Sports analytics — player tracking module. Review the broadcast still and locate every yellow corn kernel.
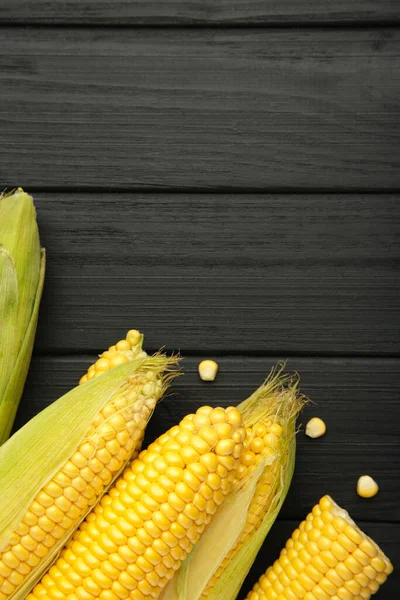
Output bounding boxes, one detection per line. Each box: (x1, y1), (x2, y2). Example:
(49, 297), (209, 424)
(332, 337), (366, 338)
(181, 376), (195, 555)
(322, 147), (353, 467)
(357, 475), (379, 499)
(198, 360), (219, 382)
(305, 417), (327, 439)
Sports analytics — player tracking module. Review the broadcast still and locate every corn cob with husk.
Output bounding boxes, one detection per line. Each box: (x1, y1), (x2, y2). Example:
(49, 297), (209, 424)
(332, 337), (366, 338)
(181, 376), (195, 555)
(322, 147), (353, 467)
(0, 188), (45, 445)
(0, 331), (178, 600)
(245, 495), (393, 600)
(27, 405), (247, 600)
(161, 365), (306, 600)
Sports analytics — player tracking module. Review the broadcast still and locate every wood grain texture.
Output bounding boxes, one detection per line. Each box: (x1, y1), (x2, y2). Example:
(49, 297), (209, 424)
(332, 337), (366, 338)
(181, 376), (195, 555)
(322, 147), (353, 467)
(28, 193), (400, 354)
(1, 28), (399, 190)
(1, 1), (399, 25)
(14, 355), (400, 523)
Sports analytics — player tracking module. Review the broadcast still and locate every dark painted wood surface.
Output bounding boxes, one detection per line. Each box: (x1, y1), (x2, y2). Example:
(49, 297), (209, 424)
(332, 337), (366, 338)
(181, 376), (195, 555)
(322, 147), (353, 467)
(29, 193), (400, 355)
(2, 3), (399, 597)
(1, 1), (399, 25)
(1, 28), (399, 190)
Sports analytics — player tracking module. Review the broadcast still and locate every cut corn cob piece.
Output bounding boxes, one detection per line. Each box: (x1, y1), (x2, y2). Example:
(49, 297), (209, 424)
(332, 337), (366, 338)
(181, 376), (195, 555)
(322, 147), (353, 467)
(27, 405), (246, 600)
(162, 364), (306, 600)
(245, 495), (393, 600)
(0, 334), (178, 600)
(0, 188), (45, 445)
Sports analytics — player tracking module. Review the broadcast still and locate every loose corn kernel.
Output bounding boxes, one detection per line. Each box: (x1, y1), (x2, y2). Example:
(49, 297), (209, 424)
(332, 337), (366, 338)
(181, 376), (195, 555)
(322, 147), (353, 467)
(305, 417), (327, 439)
(357, 476), (379, 499)
(198, 360), (219, 382)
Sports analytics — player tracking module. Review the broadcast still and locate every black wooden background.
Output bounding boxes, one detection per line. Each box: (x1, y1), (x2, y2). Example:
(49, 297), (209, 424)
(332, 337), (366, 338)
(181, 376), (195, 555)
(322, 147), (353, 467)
(1, 2), (400, 598)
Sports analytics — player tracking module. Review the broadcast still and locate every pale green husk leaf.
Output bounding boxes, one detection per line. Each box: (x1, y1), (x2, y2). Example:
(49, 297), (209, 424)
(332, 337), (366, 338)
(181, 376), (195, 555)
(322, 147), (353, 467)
(0, 249), (45, 444)
(0, 354), (150, 551)
(0, 189), (45, 444)
(4, 350), (179, 600)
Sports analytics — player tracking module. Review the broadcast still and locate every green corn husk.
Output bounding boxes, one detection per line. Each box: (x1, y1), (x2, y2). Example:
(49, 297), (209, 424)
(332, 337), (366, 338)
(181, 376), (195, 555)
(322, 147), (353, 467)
(0, 188), (45, 444)
(0, 345), (179, 600)
(161, 364), (306, 600)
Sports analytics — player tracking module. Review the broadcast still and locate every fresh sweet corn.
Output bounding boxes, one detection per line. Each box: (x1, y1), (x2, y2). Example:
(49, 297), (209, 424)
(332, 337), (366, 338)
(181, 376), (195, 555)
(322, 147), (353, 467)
(0, 332), (178, 600)
(0, 189), (45, 445)
(161, 365), (306, 600)
(245, 495), (393, 600)
(27, 405), (246, 600)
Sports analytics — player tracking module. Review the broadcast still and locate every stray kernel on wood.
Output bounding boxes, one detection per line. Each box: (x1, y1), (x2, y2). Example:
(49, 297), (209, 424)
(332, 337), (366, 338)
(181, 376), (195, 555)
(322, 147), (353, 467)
(305, 417), (327, 439)
(198, 360), (219, 381)
(357, 475), (379, 498)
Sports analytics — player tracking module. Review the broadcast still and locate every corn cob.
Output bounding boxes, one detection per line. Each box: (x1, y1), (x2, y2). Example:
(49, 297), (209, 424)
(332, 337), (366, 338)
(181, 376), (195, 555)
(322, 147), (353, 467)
(0, 332), (177, 600)
(0, 188), (45, 445)
(27, 405), (246, 600)
(245, 495), (393, 600)
(161, 365), (305, 600)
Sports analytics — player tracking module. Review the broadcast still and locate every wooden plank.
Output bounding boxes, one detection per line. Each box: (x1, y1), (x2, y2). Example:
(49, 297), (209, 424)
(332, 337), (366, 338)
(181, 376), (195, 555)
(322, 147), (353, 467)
(0, 28), (399, 190)
(29, 193), (400, 354)
(14, 355), (400, 523)
(0, 1), (399, 25)
(242, 521), (399, 599)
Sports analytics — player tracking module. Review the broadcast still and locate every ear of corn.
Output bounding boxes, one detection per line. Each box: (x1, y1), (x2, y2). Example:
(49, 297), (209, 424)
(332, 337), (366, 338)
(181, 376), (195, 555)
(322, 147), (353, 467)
(0, 333), (178, 600)
(161, 364), (306, 600)
(0, 188), (45, 445)
(245, 495), (393, 600)
(27, 405), (246, 600)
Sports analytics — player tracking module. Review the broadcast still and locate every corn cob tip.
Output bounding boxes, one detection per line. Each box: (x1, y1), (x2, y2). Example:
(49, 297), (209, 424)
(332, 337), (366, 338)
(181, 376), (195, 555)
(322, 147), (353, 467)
(79, 330), (146, 384)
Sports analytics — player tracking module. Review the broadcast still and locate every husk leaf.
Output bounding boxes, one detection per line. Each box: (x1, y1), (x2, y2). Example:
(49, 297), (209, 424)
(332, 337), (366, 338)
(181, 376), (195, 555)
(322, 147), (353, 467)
(0, 249), (45, 444)
(5, 351), (179, 600)
(161, 363), (305, 600)
(0, 189), (45, 444)
(0, 352), (153, 550)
